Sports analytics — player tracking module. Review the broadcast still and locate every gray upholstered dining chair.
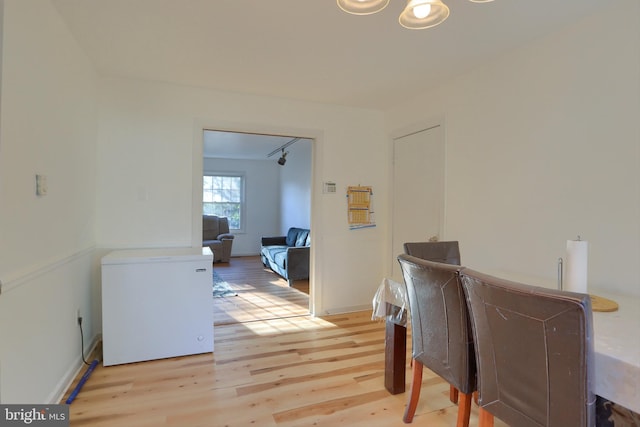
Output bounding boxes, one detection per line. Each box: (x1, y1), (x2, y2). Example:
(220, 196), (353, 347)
(397, 254), (476, 426)
(403, 240), (464, 404)
(404, 241), (461, 266)
(460, 269), (596, 427)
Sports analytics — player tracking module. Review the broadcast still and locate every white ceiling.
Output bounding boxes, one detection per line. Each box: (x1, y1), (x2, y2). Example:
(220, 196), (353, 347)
(50, 0), (604, 157)
(52, 0), (604, 111)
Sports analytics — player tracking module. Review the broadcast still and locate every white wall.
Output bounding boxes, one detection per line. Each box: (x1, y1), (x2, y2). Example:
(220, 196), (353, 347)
(386, 0), (640, 296)
(0, 0), (3, 134)
(0, 0), (98, 403)
(96, 77), (388, 314)
(280, 139), (312, 232)
(203, 157), (280, 256)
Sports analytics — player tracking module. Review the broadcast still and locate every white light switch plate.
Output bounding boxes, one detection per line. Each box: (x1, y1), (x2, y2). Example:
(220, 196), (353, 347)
(36, 174), (48, 196)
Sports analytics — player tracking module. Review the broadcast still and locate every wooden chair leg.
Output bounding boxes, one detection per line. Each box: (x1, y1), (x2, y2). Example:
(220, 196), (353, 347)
(478, 407), (494, 427)
(403, 360), (423, 423)
(473, 391), (479, 405)
(450, 385), (459, 403)
(455, 392), (472, 427)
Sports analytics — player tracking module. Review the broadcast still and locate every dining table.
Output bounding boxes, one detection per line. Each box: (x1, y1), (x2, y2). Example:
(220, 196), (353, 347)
(376, 273), (640, 414)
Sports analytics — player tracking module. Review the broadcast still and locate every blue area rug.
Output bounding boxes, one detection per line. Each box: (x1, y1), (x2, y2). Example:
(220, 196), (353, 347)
(213, 270), (238, 298)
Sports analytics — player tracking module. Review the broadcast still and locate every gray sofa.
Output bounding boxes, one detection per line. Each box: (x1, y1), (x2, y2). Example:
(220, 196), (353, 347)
(202, 215), (235, 262)
(261, 227), (310, 286)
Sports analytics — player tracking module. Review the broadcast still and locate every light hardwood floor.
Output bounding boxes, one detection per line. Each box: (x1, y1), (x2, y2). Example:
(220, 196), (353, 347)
(213, 256), (310, 325)
(62, 256), (504, 427)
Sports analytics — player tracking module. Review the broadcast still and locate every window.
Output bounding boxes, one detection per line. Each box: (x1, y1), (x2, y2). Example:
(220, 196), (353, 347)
(203, 174), (244, 230)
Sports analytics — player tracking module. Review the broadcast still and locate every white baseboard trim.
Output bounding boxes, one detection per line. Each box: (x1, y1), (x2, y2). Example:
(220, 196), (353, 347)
(321, 304), (371, 315)
(48, 334), (101, 404)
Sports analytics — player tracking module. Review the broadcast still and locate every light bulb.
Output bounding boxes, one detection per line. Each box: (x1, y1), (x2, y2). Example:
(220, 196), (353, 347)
(413, 3), (431, 19)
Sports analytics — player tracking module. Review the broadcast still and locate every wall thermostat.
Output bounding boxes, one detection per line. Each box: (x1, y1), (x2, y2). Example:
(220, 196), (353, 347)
(323, 182), (337, 194)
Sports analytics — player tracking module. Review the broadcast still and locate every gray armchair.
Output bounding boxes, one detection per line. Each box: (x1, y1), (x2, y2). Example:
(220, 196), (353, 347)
(202, 215), (235, 263)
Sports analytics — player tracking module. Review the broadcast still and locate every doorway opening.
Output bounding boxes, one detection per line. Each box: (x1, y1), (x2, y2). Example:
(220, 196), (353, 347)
(199, 129), (314, 325)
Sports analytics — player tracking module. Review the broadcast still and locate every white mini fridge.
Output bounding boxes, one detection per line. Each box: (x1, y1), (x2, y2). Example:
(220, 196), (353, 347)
(101, 247), (214, 366)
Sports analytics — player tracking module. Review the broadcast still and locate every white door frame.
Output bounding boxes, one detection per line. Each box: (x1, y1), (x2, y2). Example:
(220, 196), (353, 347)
(191, 119), (323, 316)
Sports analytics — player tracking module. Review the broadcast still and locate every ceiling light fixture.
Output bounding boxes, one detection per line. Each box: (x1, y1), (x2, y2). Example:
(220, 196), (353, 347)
(399, 0), (449, 29)
(277, 149), (288, 166)
(337, 0), (390, 15)
(338, 0), (493, 30)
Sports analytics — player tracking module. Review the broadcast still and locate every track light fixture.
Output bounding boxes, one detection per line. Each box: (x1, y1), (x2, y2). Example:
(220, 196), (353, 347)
(267, 137), (300, 166)
(337, 0), (493, 30)
(277, 149), (288, 166)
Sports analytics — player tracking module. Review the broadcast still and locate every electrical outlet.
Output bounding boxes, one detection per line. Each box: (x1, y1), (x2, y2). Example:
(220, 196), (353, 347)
(76, 309), (82, 325)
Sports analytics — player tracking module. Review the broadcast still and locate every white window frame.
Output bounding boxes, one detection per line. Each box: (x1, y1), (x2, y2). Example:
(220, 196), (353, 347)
(202, 172), (245, 232)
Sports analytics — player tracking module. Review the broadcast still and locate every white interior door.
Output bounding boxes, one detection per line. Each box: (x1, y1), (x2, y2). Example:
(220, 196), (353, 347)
(391, 125), (445, 282)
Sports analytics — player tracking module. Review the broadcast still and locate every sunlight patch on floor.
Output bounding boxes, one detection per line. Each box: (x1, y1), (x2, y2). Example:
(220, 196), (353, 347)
(238, 315), (341, 336)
